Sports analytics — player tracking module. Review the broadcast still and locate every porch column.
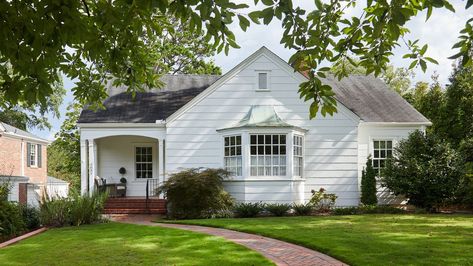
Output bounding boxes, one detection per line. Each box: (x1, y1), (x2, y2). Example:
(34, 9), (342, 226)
(88, 139), (97, 194)
(158, 139), (164, 182)
(80, 139), (88, 195)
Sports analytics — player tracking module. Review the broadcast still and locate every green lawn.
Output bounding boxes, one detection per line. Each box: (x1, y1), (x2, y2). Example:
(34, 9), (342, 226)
(0, 222), (272, 266)
(165, 214), (473, 265)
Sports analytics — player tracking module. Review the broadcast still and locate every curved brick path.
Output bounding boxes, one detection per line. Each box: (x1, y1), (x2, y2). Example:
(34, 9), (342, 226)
(112, 215), (348, 266)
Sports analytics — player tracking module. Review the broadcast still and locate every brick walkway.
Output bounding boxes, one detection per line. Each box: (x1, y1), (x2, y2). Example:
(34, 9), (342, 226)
(111, 214), (348, 266)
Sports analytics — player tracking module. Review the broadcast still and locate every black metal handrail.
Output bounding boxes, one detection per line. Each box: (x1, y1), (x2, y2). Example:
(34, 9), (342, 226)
(145, 178), (159, 212)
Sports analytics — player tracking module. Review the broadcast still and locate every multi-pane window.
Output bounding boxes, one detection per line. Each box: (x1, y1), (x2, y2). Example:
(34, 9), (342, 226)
(224, 135), (242, 176)
(135, 147), (153, 178)
(29, 143), (37, 167)
(373, 140), (393, 175)
(293, 135), (303, 176)
(250, 134), (286, 176)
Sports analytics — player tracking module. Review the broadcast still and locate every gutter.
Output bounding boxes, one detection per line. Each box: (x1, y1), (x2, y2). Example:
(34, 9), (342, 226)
(359, 121), (432, 126)
(77, 122), (166, 128)
(0, 132), (50, 145)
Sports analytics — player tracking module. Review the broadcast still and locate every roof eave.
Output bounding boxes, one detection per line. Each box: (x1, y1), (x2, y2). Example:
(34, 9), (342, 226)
(360, 121), (432, 126)
(77, 122), (166, 128)
(217, 125), (308, 133)
(1, 131), (50, 144)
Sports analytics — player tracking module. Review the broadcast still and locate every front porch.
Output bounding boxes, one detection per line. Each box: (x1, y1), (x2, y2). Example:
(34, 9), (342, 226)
(80, 124), (166, 198)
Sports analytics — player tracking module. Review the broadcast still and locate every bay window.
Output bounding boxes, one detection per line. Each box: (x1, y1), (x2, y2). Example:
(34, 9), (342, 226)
(250, 134), (286, 176)
(224, 135), (242, 176)
(293, 135), (303, 176)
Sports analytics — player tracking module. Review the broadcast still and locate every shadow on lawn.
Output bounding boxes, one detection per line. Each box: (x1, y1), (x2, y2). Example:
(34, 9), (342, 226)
(0, 223), (272, 266)
(168, 214), (473, 265)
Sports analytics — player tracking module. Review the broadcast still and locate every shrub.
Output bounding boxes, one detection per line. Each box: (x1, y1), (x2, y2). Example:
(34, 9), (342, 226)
(69, 192), (107, 226)
(158, 168), (234, 219)
(0, 201), (26, 241)
(309, 188), (337, 212)
(333, 205), (405, 215)
(265, 203), (291, 216)
(233, 202), (263, 218)
(40, 192), (107, 227)
(292, 203), (313, 216)
(361, 156), (378, 205)
(19, 204), (40, 230)
(382, 130), (464, 212)
(0, 181), (11, 202)
(40, 197), (71, 227)
(457, 137), (473, 207)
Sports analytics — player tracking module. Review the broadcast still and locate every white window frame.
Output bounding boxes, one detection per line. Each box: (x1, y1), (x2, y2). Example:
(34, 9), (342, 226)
(29, 143), (37, 167)
(250, 133), (287, 177)
(223, 135), (242, 176)
(372, 139), (394, 175)
(255, 70), (271, 91)
(293, 135), (304, 177)
(134, 145), (154, 179)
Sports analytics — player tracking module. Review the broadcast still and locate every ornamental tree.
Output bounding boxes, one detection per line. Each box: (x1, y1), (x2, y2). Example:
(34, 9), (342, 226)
(361, 156), (378, 205)
(1, 0), (472, 118)
(381, 130), (464, 211)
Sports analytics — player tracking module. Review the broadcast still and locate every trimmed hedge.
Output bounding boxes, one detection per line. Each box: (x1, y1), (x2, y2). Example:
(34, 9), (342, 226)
(333, 205), (406, 215)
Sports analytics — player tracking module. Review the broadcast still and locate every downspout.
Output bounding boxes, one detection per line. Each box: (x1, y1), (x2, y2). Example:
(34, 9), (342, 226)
(20, 139), (25, 176)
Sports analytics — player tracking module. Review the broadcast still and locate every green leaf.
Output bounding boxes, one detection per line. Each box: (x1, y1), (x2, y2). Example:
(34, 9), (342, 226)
(420, 44), (428, 55)
(426, 7), (433, 21)
(248, 11), (261, 24)
(424, 57), (439, 64)
(262, 7), (274, 25)
(261, 0), (274, 6)
(420, 59), (427, 72)
(467, 0), (473, 9)
(238, 15), (250, 32)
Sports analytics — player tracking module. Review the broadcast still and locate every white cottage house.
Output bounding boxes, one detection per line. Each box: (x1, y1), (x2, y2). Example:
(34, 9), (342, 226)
(78, 47), (430, 207)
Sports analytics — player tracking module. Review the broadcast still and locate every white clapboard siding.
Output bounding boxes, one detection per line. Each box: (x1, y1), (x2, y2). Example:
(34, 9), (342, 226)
(167, 52), (361, 206)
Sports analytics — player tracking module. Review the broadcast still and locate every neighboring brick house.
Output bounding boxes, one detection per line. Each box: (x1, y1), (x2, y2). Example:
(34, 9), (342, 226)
(0, 121), (50, 206)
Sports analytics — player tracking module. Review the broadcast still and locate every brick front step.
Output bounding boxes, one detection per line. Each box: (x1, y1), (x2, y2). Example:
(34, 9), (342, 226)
(104, 198), (167, 214)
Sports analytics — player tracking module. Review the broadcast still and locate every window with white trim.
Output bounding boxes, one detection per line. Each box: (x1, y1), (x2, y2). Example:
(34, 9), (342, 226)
(224, 135), (242, 176)
(250, 134), (286, 176)
(372, 140), (393, 175)
(29, 143), (37, 167)
(293, 135), (303, 176)
(257, 72), (269, 90)
(135, 147), (153, 178)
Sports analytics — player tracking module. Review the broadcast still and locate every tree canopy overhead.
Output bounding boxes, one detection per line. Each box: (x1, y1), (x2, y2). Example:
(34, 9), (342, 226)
(1, 0), (472, 118)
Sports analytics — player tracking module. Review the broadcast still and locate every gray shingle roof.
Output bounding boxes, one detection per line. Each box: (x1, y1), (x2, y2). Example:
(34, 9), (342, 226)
(78, 74), (221, 123)
(321, 75), (430, 123)
(0, 122), (49, 142)
(78, 74), (429, 124)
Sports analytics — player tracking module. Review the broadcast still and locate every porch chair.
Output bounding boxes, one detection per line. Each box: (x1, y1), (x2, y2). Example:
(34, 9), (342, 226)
(94, 176), (107, 193)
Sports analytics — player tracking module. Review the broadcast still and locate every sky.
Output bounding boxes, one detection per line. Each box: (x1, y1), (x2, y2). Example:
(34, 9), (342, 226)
(31, 1), (471, 140)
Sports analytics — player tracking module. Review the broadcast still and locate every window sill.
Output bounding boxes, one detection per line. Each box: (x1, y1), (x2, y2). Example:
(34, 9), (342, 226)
(255, 89), (271, 92)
